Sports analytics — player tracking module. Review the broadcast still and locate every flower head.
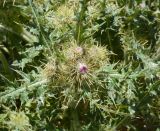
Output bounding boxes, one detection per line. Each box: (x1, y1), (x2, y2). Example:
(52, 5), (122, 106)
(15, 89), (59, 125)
(140, 2), (146, 8)
(78, 63), (88, 74)
(64, 45), (84, 61)
(7, 111), (31, 130)
(74, 46), (83, 55)
(42, 61), (56, 79)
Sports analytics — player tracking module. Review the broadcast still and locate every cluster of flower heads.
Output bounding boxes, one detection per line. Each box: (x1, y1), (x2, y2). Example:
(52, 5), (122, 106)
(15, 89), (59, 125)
(43, 43), (109, 87)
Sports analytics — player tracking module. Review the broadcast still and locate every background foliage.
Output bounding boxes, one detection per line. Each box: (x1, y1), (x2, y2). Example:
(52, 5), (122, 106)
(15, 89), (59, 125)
(0, 0), (160, 130)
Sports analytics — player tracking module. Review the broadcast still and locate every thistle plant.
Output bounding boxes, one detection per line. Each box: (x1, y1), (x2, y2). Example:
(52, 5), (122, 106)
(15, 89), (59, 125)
(41, 27), (109, 130)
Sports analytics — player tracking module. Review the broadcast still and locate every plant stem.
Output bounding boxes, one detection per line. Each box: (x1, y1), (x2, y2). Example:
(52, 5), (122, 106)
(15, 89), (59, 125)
(75, 0), (89, 45)
(70, 108), (81, 131)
